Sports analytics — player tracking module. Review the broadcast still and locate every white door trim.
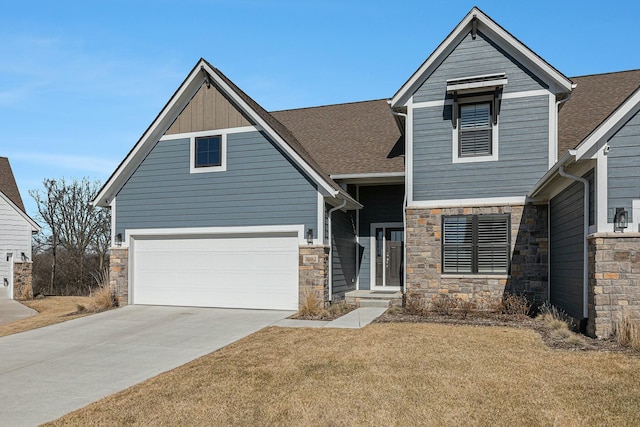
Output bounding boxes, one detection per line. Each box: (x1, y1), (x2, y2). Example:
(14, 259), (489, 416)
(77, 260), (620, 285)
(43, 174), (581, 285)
(370, 222), (404, 290)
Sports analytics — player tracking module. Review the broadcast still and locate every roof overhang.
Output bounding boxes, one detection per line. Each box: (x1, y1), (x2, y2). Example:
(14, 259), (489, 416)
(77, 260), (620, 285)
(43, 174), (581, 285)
(94, 59), (346, 207)
(330, 171), (405, 185)
(391, 7), (573, 108)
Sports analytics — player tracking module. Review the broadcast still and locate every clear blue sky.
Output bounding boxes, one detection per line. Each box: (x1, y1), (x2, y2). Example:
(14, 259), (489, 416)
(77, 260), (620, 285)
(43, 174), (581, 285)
(1, 0), (638, 219)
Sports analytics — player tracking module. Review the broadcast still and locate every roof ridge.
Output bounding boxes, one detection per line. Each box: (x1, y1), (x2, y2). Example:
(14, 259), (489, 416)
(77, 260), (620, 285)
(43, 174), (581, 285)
(271, 98), (389, 113)
(571, 69), (640, 79)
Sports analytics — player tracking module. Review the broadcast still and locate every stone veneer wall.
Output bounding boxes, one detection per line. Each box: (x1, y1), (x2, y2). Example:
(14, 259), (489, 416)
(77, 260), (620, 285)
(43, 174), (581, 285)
(299, 245), (330, 308)
(405, 204), (548, 306)
(588, 233), (640, 338)
(109, 247), (129, 306)
(13, 261), (33, 299)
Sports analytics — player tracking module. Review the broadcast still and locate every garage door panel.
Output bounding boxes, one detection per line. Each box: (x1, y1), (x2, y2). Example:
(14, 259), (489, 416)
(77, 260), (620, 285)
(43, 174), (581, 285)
(132, 233), (298, 310)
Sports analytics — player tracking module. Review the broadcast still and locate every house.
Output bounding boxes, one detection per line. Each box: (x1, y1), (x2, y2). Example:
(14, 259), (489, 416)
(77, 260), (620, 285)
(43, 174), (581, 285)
(0, 157), (40, 299)
(95, 7), (640, 338)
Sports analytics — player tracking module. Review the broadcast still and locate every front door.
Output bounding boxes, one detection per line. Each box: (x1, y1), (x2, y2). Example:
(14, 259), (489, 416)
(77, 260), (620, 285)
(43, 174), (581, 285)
(373, 224), (404, 289)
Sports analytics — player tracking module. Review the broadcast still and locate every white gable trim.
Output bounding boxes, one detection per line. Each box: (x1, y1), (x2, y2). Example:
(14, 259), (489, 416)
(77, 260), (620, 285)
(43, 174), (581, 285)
(391, 7), (572, 107)
(0, 191), (40, 232)
(94, 60), (341, 207)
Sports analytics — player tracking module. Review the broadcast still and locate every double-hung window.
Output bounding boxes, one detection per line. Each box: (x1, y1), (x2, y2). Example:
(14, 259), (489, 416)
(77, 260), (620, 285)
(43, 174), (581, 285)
(442, 214), (510, 274)
(459, 101), (492, 157)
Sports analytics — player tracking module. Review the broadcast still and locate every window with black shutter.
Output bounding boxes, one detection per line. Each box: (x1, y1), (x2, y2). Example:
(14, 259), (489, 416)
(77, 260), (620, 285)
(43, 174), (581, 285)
(442, 214), (510, 274)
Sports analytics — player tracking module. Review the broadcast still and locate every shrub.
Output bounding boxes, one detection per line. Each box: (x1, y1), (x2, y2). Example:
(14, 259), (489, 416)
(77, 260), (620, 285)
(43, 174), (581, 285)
(430, 294), (459, 316)
(404, 293), (427, 316)
(502, 293), (531, 318)
(458, 299), (477, 319)
(615, 316), (640, 351)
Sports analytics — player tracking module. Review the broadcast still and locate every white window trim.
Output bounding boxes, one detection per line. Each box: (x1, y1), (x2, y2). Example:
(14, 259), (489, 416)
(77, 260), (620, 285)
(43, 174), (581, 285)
(190, 133), (227, 173)
(452, 94), (499, 164)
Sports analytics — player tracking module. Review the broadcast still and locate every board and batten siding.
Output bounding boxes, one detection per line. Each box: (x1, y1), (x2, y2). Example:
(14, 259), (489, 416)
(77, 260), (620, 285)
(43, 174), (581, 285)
(607, 109), (640, 223)
(413, 31), (547, 103)
(331, 207), (357, 299)
(165, 83), (252, 135)
(412, 95), (549, 201)
(357, 185), (404, 290)
(0, 197), (33, 291)
(549, 180), (585, 319)
(115, 130), (318, 237)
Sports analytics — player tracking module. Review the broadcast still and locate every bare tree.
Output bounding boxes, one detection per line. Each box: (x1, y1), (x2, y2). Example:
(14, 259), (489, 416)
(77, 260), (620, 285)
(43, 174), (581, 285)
(30, 178), (111, 294)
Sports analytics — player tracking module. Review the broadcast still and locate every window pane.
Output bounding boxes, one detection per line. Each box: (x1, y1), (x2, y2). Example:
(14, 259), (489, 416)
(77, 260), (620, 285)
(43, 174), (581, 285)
(443, 246), (473, 273)
(443, 217), (472, 244)
(195, 136), (222, 167)
(459, 102), (491, 157)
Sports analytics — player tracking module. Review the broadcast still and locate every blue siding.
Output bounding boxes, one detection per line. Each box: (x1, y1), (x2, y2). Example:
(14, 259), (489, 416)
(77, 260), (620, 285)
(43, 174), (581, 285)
(550, 180), (585, 319)
(331, 208), (357, 300)
(607, 109), (640, 223)
(358, 185), (404, 290)
(413, 95), (549, 201)
(414, 31), (547, 103)
(116, 131), (318, 235)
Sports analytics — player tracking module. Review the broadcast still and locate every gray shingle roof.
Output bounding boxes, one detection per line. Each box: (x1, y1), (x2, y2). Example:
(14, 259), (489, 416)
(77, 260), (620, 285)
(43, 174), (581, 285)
(0, 156), (25, 212)
(558, 69), (640, 155)
(271, 100), (403, 176)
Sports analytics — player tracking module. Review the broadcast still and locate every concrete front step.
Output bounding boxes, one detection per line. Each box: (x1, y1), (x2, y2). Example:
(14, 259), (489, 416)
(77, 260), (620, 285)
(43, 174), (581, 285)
(345, 290), (402, 308)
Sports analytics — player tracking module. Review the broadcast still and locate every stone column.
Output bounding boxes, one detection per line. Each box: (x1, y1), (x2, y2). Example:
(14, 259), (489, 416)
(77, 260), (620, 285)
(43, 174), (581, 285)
(588, 233), (640, 338)
(13, 261), (33, 299)
(298, 245), (329, 308)
(109, 247), (129, 306)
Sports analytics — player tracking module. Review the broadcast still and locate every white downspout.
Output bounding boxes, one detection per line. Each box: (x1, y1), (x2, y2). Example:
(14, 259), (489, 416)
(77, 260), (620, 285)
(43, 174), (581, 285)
(558, 166), (589, 319)
(327, 198), (347, 302)
(389, 105), (408, 295)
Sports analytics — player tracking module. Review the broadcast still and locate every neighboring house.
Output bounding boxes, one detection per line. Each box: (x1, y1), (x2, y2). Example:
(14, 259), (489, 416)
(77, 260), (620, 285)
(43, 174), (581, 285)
(0, 157), (40, 299)
(95, 7), (640, 338)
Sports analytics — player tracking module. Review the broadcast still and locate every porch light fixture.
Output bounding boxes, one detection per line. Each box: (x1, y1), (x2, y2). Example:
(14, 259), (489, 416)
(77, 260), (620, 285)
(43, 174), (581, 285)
(306, 228), (313, 245)
(115, 233), (123, 246)
(614, 207), (628, 232)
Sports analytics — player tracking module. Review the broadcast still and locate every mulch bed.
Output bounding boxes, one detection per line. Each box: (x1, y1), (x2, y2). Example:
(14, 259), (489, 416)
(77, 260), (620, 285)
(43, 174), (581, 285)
(375, 310), (635, 355)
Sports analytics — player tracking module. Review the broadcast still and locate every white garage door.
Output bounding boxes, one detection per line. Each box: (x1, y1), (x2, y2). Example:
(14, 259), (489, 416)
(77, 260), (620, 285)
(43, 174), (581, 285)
(131, 232), (299, 310)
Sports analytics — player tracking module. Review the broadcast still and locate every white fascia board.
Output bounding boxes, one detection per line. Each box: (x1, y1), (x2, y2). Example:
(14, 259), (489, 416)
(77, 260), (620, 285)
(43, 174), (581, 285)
(408, 196), (526, 209)
(330, 172), (405, 180)
(528, 150), (576, 198)
(125, 224), (306, 246)
(0, 191), (40, 232)
(575, 88), (640, 160)
(94, 65), (206, 207)
(199, 63), (339, 199)
(391, 7), (572, 107)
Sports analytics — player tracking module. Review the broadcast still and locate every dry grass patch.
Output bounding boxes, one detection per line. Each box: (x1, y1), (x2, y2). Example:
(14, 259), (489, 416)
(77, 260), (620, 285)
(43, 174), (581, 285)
(0, 296), (93, 337)
(48, 323), (640, 426)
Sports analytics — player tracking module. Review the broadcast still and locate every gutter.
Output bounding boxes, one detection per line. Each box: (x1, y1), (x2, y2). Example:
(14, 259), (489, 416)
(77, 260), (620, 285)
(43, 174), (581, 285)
(558, 166), (590, 319)
(327, 197), (347, 303)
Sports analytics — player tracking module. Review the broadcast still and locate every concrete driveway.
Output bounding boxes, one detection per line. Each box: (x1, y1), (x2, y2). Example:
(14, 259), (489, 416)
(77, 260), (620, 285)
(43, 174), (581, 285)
(0, 297), (37, 325)
(0, 305), (294, 426)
